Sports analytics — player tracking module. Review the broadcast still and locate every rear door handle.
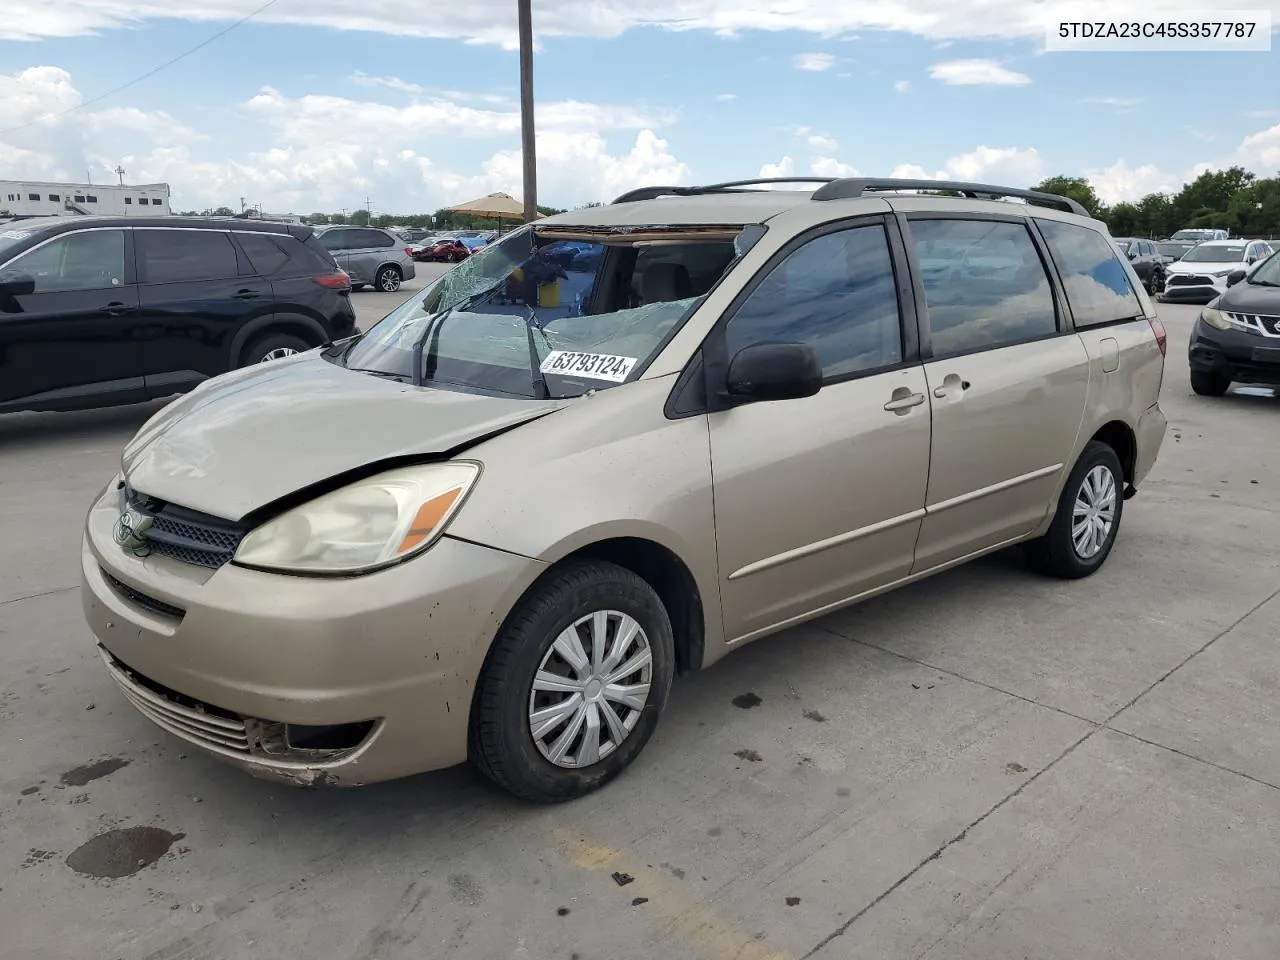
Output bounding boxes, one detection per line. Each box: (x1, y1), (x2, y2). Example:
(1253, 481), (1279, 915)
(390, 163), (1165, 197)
(883, 392), (926, 412)
(99, 302), (135, 317)
(933, 375), (971, 398)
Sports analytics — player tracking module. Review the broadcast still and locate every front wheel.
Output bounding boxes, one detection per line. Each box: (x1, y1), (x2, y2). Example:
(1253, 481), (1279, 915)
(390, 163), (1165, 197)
(1147, 271), (1164, 295)
(1025, 441), (1124, 579)
(375, 265), (402, 292)
(1190, 369), (1230, 397)
(469, 561), (675, 802)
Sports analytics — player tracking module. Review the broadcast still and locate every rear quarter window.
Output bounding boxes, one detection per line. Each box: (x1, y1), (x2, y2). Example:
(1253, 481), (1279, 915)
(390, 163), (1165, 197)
(1036, 219), (1144, 328)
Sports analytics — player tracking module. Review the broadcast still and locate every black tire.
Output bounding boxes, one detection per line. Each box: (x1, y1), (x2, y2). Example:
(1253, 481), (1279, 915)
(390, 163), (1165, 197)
(1025, 441), (1124, 580)
(1147, 270), (1164, 295)
(469, 560), (675, 803)
(375, 264), (402, 292)
(350, 283), (365, 291)
(239, 332), (311, 367)
(1190, 369), (1230, 397)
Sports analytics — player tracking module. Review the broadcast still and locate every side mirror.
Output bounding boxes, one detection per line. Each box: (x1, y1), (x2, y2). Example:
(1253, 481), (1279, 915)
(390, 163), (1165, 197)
(725, 342), (823, 403)
(1226, 269), (1247, 287)
(1127, 249), (1138, 260)
(0, 272), (35, 297)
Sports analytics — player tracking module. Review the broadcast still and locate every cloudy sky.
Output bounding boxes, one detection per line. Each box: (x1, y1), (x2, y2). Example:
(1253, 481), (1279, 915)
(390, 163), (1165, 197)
(1, 0), (1278, 214)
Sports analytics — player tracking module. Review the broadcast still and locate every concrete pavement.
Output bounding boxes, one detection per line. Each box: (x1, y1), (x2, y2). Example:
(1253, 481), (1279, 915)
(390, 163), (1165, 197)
(2, 301), (1278, 960)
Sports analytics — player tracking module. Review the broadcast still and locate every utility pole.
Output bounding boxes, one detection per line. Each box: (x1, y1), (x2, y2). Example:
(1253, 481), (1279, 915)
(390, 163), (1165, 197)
(517, 0), (538, 223)
(114, 165), (126, 186)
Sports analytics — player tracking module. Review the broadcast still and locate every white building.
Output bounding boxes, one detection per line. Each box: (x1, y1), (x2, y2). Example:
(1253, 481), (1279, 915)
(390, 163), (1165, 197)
(0, 180), (171, 218)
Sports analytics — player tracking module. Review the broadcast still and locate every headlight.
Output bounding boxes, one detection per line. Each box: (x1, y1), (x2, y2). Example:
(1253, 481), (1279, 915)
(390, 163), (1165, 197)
(1199, 308), (1230, 330)
(234, 462), (480, 574)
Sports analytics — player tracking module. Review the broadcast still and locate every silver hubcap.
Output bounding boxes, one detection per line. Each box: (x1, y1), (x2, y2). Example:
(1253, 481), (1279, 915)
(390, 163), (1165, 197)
(380, 272), (400, 291)
(528, 610), (652, 769)
(1072, 464), (1117, 559)
(259, 347), (297, 362)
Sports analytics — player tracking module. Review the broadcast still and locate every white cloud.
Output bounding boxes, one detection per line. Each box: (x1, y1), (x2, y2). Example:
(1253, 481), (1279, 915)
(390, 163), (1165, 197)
(894, 80), (911, 93)
(1238, 123), (1280, 168)
(890, 145), (1045, 185)
(929, 58), (1031, 86)
(759, 157), (796, 178)
(1085, 122), (1280, 204)
(1085, 160), (1184, 205)
(348, 72), (424, 95)
(1081, 96), (1142, 109)
(0, 66), (690, 211)
(715, 93), (738, 101)
(807, 134), (839, 152)
(9, 0), (1275, 45)
(793, 52), (837, 72)
(810, 157), (859, 177)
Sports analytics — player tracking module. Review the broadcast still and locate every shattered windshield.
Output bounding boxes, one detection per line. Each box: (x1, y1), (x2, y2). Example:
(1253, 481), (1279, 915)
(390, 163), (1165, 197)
(339, 224), (748, 399)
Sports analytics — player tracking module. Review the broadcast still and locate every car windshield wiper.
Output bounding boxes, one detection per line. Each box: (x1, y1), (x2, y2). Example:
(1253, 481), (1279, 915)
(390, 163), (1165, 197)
(522, 303), (552, 400)
(410, 308), (451, 387)
(346, 368), (412, 382)
(1248, 279), (1279, 287)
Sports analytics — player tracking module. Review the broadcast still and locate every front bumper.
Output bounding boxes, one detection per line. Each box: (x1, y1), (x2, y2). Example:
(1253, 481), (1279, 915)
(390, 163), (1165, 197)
(82, 483), (546, 786)
(1188, 319), (1280, 386)
(1161, 275), (1229, 302)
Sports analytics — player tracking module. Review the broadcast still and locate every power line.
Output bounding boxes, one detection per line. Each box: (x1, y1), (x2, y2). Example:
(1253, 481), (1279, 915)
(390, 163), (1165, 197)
(0, 0), (282, 138)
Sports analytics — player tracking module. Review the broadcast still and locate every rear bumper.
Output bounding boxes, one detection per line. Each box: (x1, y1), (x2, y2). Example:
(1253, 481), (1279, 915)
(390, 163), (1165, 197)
(1134, 402), (1167, 487)
(1188, 320), (1280, 385)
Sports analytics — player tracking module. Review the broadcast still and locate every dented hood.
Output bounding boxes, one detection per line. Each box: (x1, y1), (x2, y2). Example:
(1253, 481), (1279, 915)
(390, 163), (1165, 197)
(121, 354), (566, 520)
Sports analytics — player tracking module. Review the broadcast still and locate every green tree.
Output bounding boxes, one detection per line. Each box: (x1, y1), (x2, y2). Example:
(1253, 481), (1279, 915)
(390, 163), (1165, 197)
(307, 212), (330, 225)
(1106, 202), (1142, 236)
(210, 206), (236, 217)
(1032, 176), (1106, 217)
(349, 209), (371, 226)
(1173, 167), (1254, 227)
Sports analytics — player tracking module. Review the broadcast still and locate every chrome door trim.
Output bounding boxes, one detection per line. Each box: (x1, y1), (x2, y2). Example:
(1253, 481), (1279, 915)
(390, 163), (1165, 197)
(925, 463), (1063, 515)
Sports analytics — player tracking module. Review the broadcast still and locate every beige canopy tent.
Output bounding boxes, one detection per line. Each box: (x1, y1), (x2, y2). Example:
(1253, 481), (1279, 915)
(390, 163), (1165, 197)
(443, 192), (543, 231)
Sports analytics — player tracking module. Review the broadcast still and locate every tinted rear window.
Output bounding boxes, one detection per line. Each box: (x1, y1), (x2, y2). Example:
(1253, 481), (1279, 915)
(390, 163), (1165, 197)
(304, 235), (340, 268)
(1037, 219), (1143, 328)
(138, 229), (239, 283)
(235, 233), (290, 275)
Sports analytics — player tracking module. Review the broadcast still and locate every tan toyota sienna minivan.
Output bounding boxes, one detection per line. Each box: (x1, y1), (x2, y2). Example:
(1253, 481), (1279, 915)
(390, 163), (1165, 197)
(82, 178), (1168, 801)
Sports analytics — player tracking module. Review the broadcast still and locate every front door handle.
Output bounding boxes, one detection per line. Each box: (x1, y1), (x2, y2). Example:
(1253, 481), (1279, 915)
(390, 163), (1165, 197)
(99, 302), (135, 317)
(883, 392), (926, 413)
(232, 289), (262, 300)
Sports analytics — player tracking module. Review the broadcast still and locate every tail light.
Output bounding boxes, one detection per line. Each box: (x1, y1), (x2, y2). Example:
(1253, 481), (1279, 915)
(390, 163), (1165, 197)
(1148, 315), (1167, 356)
(405, 247), (414, 256)
(313, 271), (351, 290)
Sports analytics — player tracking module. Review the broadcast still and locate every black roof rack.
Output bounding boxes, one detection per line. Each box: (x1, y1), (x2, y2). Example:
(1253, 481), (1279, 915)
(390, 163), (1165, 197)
(610, 178), (835, 204)
(810, 178), (1088, 216)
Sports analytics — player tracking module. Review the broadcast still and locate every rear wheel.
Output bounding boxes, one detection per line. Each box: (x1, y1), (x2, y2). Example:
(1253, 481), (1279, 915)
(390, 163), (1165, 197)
(375, 264), (402, 292)
(1190, 369), (1230, 397)
(1025, 441), (1124, 580)
(240, 332), (310, 366)
(470, 560), (675, 802)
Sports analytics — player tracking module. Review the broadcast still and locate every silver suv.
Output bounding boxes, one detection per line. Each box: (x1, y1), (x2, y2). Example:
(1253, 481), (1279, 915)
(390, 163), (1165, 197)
(82, 177), (1167, 801)
(313, 225), (416, 292)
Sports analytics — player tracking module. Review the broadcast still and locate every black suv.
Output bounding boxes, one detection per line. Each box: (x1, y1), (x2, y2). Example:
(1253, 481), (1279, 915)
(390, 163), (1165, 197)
(1188, 249), (1280, 396)
(0, 216), (357, 413)
(1112, 237), (1167, 294)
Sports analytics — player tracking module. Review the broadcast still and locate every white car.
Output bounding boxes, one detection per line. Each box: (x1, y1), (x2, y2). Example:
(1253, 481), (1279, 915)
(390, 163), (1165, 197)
(1161, 238), (1274, 303)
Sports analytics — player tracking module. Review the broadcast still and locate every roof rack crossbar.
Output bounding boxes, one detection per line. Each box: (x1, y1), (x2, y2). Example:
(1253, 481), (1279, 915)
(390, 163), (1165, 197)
(809, 178), (1088, 216)
(610, 177), (837, 205)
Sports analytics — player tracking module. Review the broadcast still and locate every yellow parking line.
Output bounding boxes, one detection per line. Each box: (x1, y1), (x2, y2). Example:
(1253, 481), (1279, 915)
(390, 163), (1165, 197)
(551, 827), (793, 960)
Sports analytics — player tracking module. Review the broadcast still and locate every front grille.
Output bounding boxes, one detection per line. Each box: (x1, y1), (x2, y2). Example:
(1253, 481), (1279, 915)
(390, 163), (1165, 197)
(102, 570), (185, 620)
(124, 486), (246, 568)
(1168, 274), (1213, 286)
(100, 649), (252, 755)
(1226, 312), (1280, 338)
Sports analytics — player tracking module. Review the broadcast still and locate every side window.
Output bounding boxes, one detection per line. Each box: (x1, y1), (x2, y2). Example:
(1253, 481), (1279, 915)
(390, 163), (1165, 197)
(725, 222), (904, 380)
(319, 230), (348, 252)
(1139, 241), (1153, 257)
(353, 229), (395, 249)
(910, 218), (1057, 356)
(8, 230), (126, 293)
(137, 230), (239, 283)
(1037, 219), (1144, 328)
(235, 233), (290, 275)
